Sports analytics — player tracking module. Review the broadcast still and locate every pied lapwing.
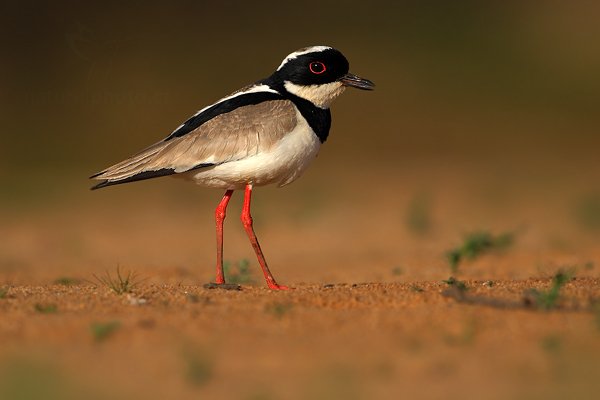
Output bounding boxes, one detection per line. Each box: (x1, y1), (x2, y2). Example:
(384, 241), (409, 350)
(91, 46), (374, 290)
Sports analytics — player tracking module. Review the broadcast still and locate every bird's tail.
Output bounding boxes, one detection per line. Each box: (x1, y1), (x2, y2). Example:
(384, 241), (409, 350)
(89, 143), (175, 190)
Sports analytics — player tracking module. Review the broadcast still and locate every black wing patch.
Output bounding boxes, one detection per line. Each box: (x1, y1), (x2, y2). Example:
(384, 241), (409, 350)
(90, 163), (213, 190)
(164, 90), (283, 141)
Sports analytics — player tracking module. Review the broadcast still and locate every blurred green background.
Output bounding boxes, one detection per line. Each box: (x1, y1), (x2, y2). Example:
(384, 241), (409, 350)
(2, 0), (600, 280)
(2, 1), (599, 188)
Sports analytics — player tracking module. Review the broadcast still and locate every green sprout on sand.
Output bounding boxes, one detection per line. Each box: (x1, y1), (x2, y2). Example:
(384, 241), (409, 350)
(34, 303), (58, 314)
(184, 349), (214, 387)
(406, 193), (432, 235)
(442, 276), (468, 293)
(529, 270), (573, 310)
(223, 259), (254, 284)
(53, 277), (81, 286)
(446, 231), (513, 273)
(574, 194), (600, 231)
(265, 301), (293, 318)
(90, 321), (121, 342)
(93, 267), (141, 295)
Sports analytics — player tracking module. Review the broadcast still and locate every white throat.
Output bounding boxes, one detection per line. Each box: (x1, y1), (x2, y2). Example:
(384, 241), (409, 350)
(283, 81), (346, 109)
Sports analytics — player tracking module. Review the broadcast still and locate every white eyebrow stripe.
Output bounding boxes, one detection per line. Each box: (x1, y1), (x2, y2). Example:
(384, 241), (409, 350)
(277, 46), (332, 71)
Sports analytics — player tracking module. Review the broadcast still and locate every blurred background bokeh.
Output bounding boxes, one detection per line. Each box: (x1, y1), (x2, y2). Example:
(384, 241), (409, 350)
(3, 0), (599, 172)
(1, 2), (600, 398)
(4, 1), (600, 169)
(0, 1), (600, 280)
(2, 0), (600, 281)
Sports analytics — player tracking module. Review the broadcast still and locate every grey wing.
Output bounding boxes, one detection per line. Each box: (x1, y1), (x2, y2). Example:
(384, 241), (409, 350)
(90, 100), (297, 189)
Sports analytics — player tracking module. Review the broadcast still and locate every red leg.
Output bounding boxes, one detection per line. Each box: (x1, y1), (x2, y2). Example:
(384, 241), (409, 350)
(241, 184), (289, 290)
(215, 190), (234, 284)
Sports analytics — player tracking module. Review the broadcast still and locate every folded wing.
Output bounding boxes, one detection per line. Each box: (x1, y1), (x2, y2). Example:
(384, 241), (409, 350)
(91, 100), (297, 189)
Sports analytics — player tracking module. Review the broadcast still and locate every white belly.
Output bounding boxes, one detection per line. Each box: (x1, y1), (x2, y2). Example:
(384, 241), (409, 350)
(178, 108), (321, 190)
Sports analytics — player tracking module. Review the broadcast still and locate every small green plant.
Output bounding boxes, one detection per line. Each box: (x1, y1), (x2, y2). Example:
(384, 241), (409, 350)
(223, 259), (254, 284)
(410, 284), (424, 293)
(184, 350), (214, 386)
(93, 267), (140, 294)
(541, 335), (562, 353)
(90, 321), (121, 342)
(53, 277), (80, 286)
(446, 231), (513, 272)
(186, 293), (200, 303)
(574, 194), (600, 231)
(406, 193), (432, 235)
(530, 270), (573, 310)
(34, 303), (58, 314)
(265, 301), (293, 318)
(0, 286), (8, 299)
(442, 276), (468, 292)
(391, 267), (403, 276)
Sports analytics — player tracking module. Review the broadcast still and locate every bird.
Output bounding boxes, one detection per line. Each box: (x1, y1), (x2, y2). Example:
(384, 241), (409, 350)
(90, 45), (374, 290)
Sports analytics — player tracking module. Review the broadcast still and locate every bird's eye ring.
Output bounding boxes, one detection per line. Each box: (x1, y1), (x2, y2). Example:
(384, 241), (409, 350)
(309, 61), (327, 74)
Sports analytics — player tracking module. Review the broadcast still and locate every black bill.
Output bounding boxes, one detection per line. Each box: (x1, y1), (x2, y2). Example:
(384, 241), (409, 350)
(339, 73), (375, 90)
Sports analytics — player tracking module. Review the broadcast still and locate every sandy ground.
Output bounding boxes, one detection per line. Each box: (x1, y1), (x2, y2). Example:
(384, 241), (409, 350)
(1, 165), (600, 399)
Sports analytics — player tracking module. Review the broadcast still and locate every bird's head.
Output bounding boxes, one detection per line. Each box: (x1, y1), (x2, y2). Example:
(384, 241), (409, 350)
(268, 46), (374, 109)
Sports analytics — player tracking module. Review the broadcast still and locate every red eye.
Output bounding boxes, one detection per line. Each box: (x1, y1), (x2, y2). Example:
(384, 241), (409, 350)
(309, 61), (326, 74)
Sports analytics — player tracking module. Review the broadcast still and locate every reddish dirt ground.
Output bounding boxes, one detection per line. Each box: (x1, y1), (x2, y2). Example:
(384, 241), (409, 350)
(1, 166), (600, 399)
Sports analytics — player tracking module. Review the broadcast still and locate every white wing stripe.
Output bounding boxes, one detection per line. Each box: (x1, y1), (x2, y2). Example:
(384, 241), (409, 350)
(185, 84), (279, 121)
